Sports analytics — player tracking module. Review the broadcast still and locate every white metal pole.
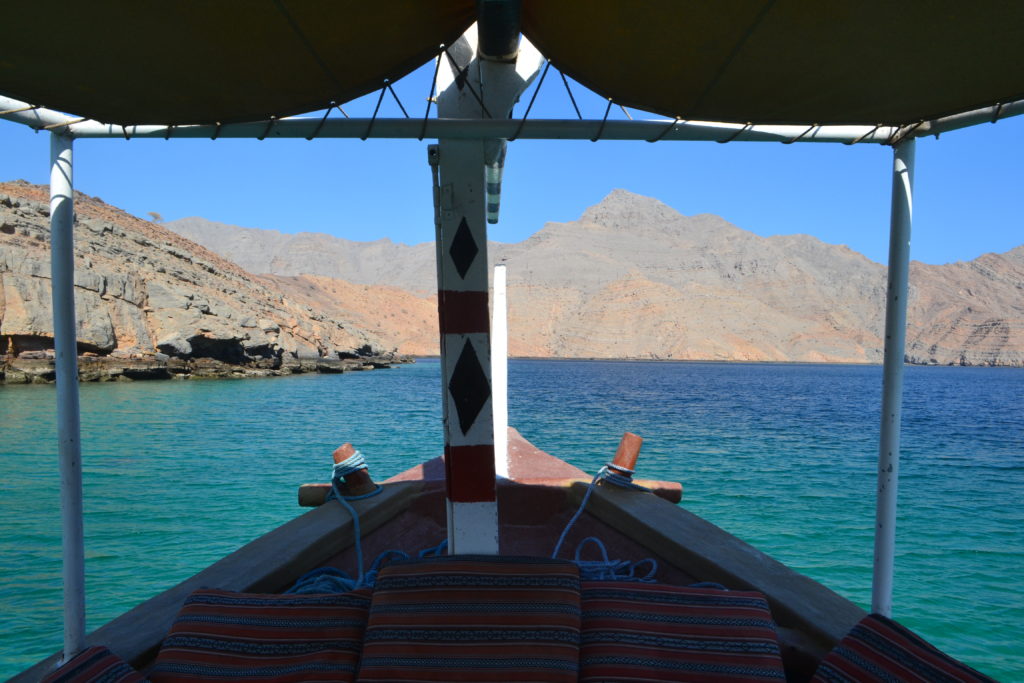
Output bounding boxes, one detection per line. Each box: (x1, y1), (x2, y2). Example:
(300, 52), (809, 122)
(872, 138), (915, 617)
(49, 132), (86, 659)
(492, 264), (509, 479)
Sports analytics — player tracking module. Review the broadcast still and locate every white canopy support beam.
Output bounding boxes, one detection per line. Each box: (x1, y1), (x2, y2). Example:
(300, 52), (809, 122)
(5, 94), (1023, 144)
(872, 138), (915, 617)
(49, 132), (86, 662)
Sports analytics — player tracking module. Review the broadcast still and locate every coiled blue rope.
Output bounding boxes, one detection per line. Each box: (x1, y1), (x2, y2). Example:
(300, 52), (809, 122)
(287, 451), (452, 593)
(287, 450), (383, 593)
(551, 464), (658, 582)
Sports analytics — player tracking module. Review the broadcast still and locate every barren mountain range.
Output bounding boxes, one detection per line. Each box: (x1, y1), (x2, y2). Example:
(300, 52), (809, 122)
(2, 180), (1020, 379)
(168, 189), (1024, 366)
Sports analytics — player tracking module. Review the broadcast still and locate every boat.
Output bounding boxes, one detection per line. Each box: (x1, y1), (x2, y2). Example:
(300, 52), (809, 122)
(2, 2), (1021, 681)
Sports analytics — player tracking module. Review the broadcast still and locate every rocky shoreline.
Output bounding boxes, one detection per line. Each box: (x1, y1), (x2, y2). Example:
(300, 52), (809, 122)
(0, 349), (410, 384)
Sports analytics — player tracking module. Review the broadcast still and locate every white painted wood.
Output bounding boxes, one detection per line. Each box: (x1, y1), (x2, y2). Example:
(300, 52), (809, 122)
(492, 264), (509, 478)
(442, 332), (494, 448)
(448, 501), (500, 554)
(872, 138), (915, 617)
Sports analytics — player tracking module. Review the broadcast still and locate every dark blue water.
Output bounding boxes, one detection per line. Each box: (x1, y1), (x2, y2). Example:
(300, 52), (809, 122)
(1, 360), (1021, 680)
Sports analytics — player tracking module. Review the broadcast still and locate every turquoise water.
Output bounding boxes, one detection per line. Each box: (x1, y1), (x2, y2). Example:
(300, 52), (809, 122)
(1, 360), (1021, 680)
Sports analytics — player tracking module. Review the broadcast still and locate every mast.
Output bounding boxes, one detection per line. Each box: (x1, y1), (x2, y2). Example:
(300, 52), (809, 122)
(433, 7), (541, 553)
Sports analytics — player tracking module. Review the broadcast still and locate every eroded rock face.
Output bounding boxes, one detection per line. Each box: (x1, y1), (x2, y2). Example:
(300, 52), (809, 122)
(0, 181), (396, 381)
(170, 189), (1024, 366)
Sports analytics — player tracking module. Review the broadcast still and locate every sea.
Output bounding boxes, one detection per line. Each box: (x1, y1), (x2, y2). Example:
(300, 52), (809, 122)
(0, 359), (1021, 681)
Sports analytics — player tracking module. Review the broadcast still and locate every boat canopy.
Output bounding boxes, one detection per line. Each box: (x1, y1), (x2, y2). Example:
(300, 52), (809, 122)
(3, 0), (1023, 127)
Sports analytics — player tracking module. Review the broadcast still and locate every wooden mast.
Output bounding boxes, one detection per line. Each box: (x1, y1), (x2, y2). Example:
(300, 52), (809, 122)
(432, 10), (541, 553)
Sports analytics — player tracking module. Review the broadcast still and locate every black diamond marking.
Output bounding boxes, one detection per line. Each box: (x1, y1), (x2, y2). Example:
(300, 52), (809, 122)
(448, 339), (490, 435)
(449, 217), (478, 280)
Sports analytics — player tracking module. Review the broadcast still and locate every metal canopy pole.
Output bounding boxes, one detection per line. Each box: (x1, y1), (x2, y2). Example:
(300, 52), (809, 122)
(49, 132), (86, 660)
(872, 138), (915, 617)
(3, 94), (1024, 143)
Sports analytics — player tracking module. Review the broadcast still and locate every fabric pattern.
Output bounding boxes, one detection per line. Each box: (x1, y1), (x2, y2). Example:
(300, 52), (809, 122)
(150, 588), (371, 682)
(812, 613), (996, 683)
(41, 646), (145, 683)
(579, 581), (786, 682)
(356, 555), (582, 682)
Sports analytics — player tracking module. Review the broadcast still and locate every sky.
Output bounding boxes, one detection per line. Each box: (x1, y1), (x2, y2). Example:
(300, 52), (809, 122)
(1, 60), (1021, 266)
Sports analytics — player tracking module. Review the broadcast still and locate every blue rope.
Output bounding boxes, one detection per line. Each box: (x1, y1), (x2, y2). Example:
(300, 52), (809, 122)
(551, 469), (603, 560)
(551, 464), (658, 583)
(573, 536), (658, 582)
(287, 452), (458, 594)
(294, 450), (384, 591)
(285, 566), (357, 594)
(332, 450), (370, 479)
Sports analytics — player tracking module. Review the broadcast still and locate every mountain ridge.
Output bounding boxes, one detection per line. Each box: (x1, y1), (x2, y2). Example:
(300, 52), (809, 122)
(166, 189), (1023, 366)
(2, 182), (1017, 369)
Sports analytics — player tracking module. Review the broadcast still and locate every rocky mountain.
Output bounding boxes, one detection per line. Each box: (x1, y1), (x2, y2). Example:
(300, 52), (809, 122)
(168, 217), (438, 294)
(168, 190), (1024, 366)
(0, 181), (401, 383)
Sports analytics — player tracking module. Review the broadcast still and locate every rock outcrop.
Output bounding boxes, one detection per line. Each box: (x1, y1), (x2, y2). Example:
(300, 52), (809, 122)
(167, 190), (1024, 366)
(0, 181), (403, 384)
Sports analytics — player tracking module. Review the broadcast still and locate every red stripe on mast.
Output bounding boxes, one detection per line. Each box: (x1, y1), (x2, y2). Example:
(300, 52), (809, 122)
(445, 444), (497, 502)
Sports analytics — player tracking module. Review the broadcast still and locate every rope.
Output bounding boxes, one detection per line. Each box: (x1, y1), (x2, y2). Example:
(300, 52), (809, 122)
(590, 99), (614, 142)
(286, 540), (449, 594)
(647, 117), (681, 143)
(362, 86), (387, 140)
(419, 48), (444, 141)
(293, 450), (383, 591)
(551, 463), (656, 582)
(509, 60), (550, 142)
(573, 536), (657, 582)
(332, 450), (369, 478)
(559, 70), (582, 120)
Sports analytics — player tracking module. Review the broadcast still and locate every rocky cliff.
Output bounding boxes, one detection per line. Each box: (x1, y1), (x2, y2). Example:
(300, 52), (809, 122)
(168, 190), (1024, 366)
(0, 181), (401, 383)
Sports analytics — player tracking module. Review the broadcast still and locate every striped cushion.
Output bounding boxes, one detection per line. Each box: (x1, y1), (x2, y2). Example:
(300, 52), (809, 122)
(812, 613), (996, 682)
(41, 646), (145, 683)
(150, 588), (371, 682)
(357, 555), (581, 682)
(579, 581), (786, 682)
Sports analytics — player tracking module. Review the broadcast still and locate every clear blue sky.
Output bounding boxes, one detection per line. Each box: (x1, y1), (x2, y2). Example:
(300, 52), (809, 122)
(1, 61), (1021, 265)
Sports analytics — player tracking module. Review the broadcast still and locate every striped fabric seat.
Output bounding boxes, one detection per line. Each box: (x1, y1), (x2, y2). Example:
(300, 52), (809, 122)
(41, 646), (145, 683)
(812, 613), (996, 682)
(579, 581), (786, 682)
(356, 555), (582, 682)
(150, 588), (371, 682)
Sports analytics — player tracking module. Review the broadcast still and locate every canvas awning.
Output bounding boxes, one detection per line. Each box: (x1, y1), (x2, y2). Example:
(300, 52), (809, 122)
(0, 1), (475, 125)
(2, 0), (1023, 127)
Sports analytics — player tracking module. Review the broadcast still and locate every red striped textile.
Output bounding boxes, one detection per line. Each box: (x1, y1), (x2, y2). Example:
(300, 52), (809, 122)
(150, 588), (371, 682)
(579, 582), (786, 682)
(811, 613), (996, 682)
(357, 556), (582, 682)
(41, 646), (144, 683)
